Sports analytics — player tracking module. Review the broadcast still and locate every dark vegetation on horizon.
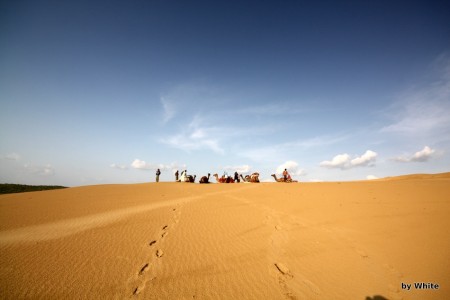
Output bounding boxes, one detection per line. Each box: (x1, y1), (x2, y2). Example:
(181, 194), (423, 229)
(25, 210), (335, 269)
(0, 184), (67, 195)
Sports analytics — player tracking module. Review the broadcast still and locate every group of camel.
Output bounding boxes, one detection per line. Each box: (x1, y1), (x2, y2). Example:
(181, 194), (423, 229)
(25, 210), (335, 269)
(176, 170), (297, 183)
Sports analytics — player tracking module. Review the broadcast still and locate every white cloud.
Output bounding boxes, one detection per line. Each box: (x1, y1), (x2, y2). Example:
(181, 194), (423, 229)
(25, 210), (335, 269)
(319, 154), (351, 169)
(131, 159), (154, 170)
(110, 163), (128, 170)
(350, 150), (378, 167)
(161, 97), (176, 123)
(366, 175), (379, 180)
(394, 146), (436, 163)
(412, 146), (435, 162)
(131, 159), (186, 172)
(224, 164), (251, 173)
(320, 150), (377, 169)
(276, 161), (306, 176)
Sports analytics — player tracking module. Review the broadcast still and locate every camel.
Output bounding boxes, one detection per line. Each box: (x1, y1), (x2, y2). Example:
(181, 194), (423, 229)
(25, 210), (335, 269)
(240, 173), (260, 183)
(180, 170), (196, 183)
(213, 173), (234, 183)
(239, 174), (248, 182)
(271, 174), (297, 183)
(199, 173), (211, 184)
(186, 175), (196, 183)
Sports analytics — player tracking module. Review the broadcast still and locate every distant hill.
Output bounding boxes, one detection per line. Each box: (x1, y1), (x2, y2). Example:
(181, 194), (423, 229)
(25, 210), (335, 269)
(0, 184), (68, 195)
(378, 172), (450, 181)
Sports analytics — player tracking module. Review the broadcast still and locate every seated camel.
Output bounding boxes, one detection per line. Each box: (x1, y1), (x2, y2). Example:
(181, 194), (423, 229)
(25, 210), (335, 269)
(239, 173), (260, 183)
(213, 174), (234, 183)
(271, 174), (298, 183)
(199, 173), (211, 184)
(180, 170), (196, 183)
(187, 175), (196, 183)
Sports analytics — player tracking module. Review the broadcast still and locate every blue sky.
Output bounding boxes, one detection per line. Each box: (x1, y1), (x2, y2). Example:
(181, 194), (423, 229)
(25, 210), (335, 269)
(1, 0), (449, 186)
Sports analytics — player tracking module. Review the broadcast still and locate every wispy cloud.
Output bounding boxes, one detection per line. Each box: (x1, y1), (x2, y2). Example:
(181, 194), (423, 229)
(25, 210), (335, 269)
(286, 134), (350, 149)
(320, 150), (377, 170)
(23, 163), (55, 176)
(393, 146), (436, 163)
(110, 163), (128, 170)
(366, 175), (379, 180)
(160, 97), (176, 123)
(381, 56), (450, 137)
(160, 115), (225, 154)
(162, 134), (224, 154)
(237, 103), (308, 115)
(239, 133), (349, 163)
(1, 154), (54, 177)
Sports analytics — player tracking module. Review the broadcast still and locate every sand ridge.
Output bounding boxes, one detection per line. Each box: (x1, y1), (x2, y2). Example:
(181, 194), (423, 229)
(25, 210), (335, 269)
(1, 175), (449, 299)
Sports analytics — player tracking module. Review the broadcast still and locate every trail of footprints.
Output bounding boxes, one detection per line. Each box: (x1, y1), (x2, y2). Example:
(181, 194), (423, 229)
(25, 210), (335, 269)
(265, 210), (304, 299)
(129, 205), (182, 297)
(225, 194), (308, 299)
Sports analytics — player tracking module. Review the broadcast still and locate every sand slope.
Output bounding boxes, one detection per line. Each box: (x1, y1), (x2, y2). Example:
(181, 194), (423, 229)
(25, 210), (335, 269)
(1, 174), (449, 299)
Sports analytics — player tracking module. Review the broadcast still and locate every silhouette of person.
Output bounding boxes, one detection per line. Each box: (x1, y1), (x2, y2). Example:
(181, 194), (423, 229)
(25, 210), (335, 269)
(156, 169), (161, 182)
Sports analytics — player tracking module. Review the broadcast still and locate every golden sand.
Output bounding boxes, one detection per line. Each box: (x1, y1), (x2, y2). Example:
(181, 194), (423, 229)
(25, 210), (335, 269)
(1, 173), (449, 299)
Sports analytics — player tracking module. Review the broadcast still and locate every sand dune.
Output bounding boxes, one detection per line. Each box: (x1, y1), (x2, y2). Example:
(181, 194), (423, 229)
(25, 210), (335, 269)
(1, 174), (449, 299)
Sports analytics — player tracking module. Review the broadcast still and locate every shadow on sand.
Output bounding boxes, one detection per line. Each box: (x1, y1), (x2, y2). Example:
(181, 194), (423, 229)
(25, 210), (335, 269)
(365, 296), (388, 300)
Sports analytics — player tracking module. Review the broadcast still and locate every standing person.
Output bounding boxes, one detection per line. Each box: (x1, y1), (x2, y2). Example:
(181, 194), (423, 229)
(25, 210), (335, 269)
(156, 168), (161, 182)
(175, 170), (179, 182)
(283, 169), (288, 181)
(234, 171), (240, 183)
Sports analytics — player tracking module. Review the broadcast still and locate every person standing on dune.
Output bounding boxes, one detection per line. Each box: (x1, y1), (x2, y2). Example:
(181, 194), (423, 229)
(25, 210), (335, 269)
(175, 170), (179, 182)
(156, 168), (161, 182)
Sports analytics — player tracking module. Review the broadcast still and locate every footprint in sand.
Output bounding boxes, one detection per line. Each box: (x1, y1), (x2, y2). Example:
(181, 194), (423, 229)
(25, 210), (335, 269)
(275, 263), (292, 277)
(149, 240), (157, 247)
(161, 231), (168, 238)
(138, 263), (149, 276)
(132, 277), (156, 296)
(156, 249), (164, 258)
(355, 248), (369, 258)
(302, 279), (321, 295)
(133, 282), (145, 296)
(162, 225), (168, 230)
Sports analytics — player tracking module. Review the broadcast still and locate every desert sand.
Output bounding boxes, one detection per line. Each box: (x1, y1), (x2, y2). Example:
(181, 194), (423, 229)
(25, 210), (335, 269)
(1, 173), (449, 300)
